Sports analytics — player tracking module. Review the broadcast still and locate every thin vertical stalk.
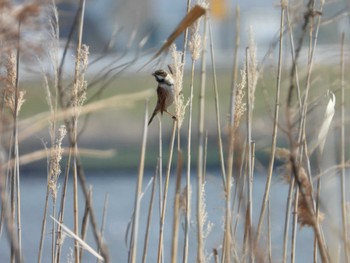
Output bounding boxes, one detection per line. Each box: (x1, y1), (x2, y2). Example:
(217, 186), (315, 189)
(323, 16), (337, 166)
(245, 47), (253, 263)
(142, 170), (157, 263)
(282, 177), (294, 263)
(72, 1), (86, 262)
(196, 12), (207, 263)
(129, 102), (148, 263)
(183, 59), (195, 263)
(291, 186), (299, 263)
(55, 151), (72, 263)
(208, 20), (226, 185)
(80, 187), (92, 263)
(157, 119), (163, 263)
(285, 0), (329, 261)
(224, 7), (240, 260)
(340, 32), (349, 262)
(97, 194), (109, 263)
(256, 3), (285, 241)
(157, 120), (177, 263)
(10, 21), (22, 263)
(267, 199), (272, 263)
(171, 150), (183, 263)
(51, 196), (56, 263)
(340, 32), (348, 263)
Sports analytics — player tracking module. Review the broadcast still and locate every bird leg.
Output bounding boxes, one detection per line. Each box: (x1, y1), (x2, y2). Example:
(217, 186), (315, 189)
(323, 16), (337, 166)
(164, 110), (177, 121)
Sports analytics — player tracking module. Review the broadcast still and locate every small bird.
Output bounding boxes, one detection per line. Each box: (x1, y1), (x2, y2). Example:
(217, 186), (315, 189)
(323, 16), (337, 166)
(148, 69), (176, 126)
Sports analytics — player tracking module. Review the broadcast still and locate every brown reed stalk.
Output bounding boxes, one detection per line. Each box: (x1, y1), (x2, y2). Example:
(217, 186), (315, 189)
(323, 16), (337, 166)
(208, 20), (226, 185)
(72, 1), (87, 262)
(55, 150), (72, 263)
(171, 150), (183, 263)
(182, 5), (202, 259)
(129, 102), (148, 263)
(340, 32), (348, 262)
(156, 119), (177, 263)
(80, 187), (92, 263)
(38, 183), (50, 263)
(267, 199), (272, 263)
(156, 120), (164, 262)
(245, 46), (253, 262)
(291, 181), (299, 263)
(183, 58), (194, 263)
(256, 1), (285, 242)
(97, 194), (109, 263)
(284, 4), (306, 261)
(142, 170), (157, 263)
(196, 11), (208, 263)
(282, 175), (295, 263)
(285, 1), (330, 262)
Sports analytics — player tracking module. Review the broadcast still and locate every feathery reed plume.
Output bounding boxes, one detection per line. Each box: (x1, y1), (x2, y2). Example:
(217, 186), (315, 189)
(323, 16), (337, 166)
(297, 167), (324, 227)
(48, 125), (67, 200)
(199, 182), (213, 262)
(72, 44), (89, 115)
(188, 3), (204, 61)
(170, 44), (188, 128)
(233, 68), (247, 130)
(4, 51), (25, 115)
(247, 27), (258, 110)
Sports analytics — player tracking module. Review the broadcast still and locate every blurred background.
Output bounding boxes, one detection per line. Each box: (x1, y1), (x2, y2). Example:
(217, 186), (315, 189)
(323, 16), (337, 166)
(1, 0), (350, 262)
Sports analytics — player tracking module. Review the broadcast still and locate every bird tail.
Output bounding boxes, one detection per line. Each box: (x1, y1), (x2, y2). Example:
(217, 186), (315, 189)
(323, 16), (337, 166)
(148, 111), (157, 126)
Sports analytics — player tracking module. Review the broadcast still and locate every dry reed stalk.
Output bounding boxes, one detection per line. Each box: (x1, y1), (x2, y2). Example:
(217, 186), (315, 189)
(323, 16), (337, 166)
(285, 1), (330, 262)
(156, 120), (164, 262)
(208, 20), (226, 185)
(148, 5), (205, 62)
(282, 174), (295, 263)
(225, 10), (241, 255)
(141, 169), (157, 263)
(256, 1), (285, 242)
(80, 187), (92, 263)
(55, 151), (72, 263)
(129, 102), (148, 263)
(291, 180), (299, 263)
(182, 5), (203, 260)
(196, 10), (208, 263)
(51, 216), (104, 261)
(267, 199), (272, 263)
(1, 16), (25, 262)
(71, 1), (87, 262)
(286, 5), (302, 109)
(156, 120), (177, 263)
(340, 32), (348, 262)
(97, 194), (109, 263)
(183, 59), (194, 263)
(232, 138), (247, 239)
(170, 150), (183, 263)
(245, 46), (254, 263)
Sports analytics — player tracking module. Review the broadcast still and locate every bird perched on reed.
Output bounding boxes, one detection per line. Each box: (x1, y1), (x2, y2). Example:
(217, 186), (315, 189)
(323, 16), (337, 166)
(148, 69), (176, 125)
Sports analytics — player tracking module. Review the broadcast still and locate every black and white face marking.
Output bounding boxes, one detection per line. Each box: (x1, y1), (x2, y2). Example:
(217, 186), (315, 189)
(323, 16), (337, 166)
(152, 69), (174, 86)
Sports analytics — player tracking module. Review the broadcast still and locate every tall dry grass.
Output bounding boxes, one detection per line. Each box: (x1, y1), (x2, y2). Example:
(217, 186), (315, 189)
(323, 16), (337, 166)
(0, 0), (349, 263)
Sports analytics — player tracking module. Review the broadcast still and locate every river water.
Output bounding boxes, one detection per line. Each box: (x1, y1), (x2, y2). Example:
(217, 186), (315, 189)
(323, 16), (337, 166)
(0, 171), (323, 262)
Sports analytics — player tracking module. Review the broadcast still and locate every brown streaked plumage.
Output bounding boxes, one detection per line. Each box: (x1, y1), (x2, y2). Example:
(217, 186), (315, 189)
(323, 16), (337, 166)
(148, 69), (176, 126)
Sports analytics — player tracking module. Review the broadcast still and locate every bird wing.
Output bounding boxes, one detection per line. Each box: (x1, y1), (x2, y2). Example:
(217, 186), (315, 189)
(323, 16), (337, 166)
(157, 86), (168, 114)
